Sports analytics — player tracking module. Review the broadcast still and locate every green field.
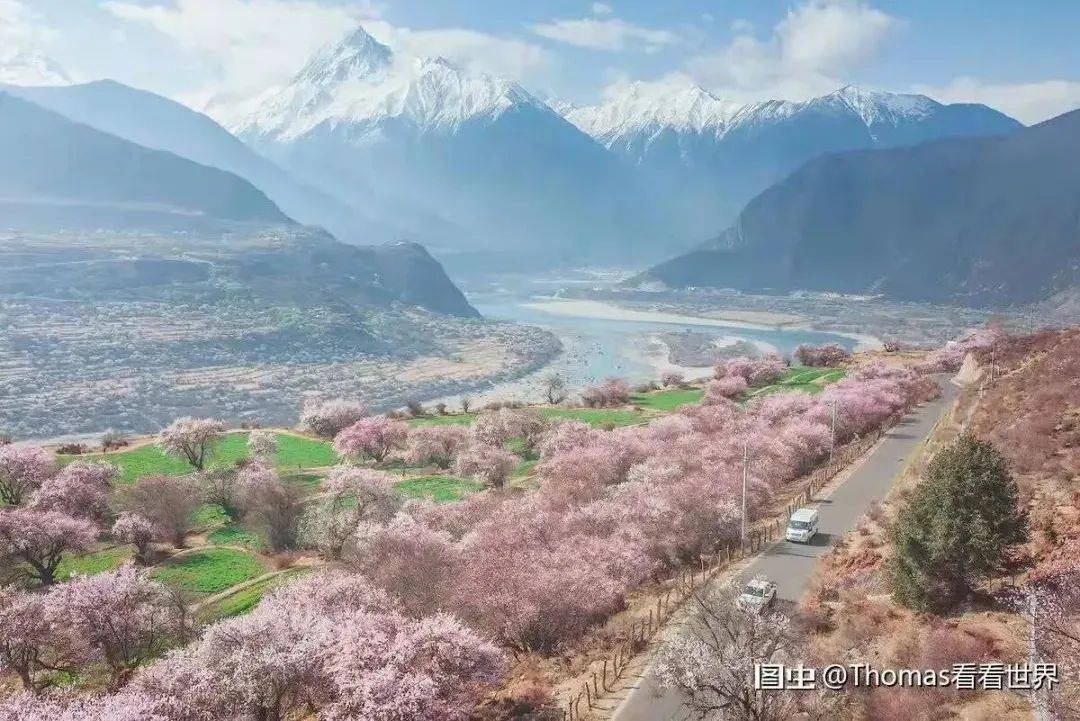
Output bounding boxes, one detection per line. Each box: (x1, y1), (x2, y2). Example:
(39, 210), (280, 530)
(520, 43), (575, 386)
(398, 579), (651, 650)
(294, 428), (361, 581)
(749, 366), (846, 398)
(207, 523), (264, 550)
(630, 388), (704, 411)
(511, 459), (538, 478)
(537, 407), (647, 427)
(281, 472), (325, 490)
(191, 503), (230, 530)
(197, 568), (308, 623)
(407, 413), (477, 427)
(395, 475), (483, 502)
(55, 545), (134, 581)
(152, 547), (269, 597)
(61, 431), (336, 484)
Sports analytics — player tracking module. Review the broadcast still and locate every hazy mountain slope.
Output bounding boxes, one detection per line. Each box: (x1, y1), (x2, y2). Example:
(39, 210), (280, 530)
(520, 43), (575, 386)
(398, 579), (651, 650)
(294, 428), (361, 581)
(639, 109), (1080, 307)
(0, 92), (289, 226)
(0, 80), (396, 242)
(234, 27), (657, 262)
(563, 84), (1021, 237)
(368, 241), (478, 317)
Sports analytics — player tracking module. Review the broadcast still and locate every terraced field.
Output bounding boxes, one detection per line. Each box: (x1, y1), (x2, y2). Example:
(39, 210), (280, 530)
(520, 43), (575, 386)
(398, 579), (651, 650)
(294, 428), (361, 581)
(394, 475), (484, 503)
(629, 388), (704, 411)
(61, 431), (335, 483)
(152, 547), (270, 598)
(55, 544), (134, 582)
(748, 366), (846, 398)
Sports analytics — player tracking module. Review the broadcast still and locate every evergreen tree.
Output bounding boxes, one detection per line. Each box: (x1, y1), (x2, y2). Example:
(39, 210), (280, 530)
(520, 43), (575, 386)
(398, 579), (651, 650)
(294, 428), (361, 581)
(889, 434), (1027, 611)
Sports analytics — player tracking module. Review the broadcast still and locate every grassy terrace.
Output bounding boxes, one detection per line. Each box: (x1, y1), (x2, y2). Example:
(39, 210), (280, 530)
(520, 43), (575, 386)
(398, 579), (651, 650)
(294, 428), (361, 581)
(630, 387), (704, 411)
(61, 431), (336, 484)
(152, 547), (269, 598)
(197, 568), (309, 623)
(395, 475), (484, 503)
(55, 544), (134, 582)
(749, 366), (846, 398)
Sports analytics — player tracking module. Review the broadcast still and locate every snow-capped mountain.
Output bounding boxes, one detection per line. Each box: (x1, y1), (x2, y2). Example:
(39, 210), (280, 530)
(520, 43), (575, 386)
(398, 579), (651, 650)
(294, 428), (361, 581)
(566, 83), (741, 145)
(237, 28), (547, 141)
(233, 26), (654, 261)
(0, 48), (71, 87)
(556, 82), (1021, 239)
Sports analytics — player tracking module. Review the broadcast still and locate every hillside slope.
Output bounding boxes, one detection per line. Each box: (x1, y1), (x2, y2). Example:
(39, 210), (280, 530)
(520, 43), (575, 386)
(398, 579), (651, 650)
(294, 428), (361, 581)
(1, 80), (391, 242)
(0, 92), (289, 227)
(640, 109), (1080, 306)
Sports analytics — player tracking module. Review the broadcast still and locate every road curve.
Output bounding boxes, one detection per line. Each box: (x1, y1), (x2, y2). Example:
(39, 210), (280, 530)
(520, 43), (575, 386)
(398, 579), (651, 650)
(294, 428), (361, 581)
(611, 380), (959, 721)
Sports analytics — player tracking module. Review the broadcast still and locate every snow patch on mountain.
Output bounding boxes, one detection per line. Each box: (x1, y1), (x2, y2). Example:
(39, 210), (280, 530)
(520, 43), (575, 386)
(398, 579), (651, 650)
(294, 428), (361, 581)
(0, 48), (71, 87)
(233, 26), (552, 142)
(561, 82), (946, 149)
(564, 82), (741, 142)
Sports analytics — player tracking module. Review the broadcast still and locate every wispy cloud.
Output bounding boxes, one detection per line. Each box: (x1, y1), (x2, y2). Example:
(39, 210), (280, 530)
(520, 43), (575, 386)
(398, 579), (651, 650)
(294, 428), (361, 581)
(913, 77), (1080, 125)
(102, 0), (548, 111)
(686, 0), (903, 102)
(531, 16), (680, 53)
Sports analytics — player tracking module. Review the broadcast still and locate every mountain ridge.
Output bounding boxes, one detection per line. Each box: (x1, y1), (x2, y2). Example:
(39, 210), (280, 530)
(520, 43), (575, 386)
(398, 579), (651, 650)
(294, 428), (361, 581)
(637, 107), (1080, 307)
(0, 91), (290, 227)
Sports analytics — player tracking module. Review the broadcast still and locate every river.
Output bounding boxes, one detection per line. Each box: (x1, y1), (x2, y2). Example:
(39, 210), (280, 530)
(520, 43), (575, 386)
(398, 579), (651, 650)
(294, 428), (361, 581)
(446, 281), (863, 407)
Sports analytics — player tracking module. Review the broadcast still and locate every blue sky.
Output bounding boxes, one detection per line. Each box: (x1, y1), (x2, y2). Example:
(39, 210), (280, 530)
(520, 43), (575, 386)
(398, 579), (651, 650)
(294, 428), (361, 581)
(4, 0), (1080, 123)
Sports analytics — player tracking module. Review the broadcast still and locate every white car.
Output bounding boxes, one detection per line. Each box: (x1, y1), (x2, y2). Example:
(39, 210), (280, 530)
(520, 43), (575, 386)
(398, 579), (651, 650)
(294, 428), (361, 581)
(736, 576), (777, 613)
(786, 507), (819, 543)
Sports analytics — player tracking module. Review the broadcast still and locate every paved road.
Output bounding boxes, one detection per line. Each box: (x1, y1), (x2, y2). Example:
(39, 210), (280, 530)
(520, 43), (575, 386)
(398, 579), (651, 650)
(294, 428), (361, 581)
(611, 380), (958, 721)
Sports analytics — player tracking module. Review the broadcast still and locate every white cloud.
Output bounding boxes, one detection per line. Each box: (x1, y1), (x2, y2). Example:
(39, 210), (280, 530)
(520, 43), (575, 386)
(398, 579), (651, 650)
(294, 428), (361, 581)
(776, 0), (898, 76)
(687, 0), (903, 103)
(102, 0), (370, 100)
(913, 77), (1080, 125)
(591, 2), (614, 16)
(0, 0), (59, 48)
(531, 17), (679, 52)
(364, 22), (548, 83)
(102, 0), (548, 110)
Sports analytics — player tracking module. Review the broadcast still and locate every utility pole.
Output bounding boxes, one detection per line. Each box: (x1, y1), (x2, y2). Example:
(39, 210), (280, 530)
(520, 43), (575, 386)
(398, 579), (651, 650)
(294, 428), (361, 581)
(829, 399), (837, 464)
(741, 440), (748, 550)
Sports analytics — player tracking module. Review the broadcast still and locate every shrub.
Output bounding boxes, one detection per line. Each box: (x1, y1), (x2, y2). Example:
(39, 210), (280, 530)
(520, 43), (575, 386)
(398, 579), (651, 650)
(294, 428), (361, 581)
(660, 370), (685, 387)
(581, 378), (630, 408)
(794, 343), (851, 367)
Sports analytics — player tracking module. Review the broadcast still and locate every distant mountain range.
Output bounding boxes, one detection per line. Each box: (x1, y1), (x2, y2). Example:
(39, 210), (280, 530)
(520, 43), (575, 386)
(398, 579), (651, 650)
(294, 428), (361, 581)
(0, 80), (394, 243)
(0, 27), (1026, 267)
(638, 108), (1080, 307)
(559, 83), (1021, 239)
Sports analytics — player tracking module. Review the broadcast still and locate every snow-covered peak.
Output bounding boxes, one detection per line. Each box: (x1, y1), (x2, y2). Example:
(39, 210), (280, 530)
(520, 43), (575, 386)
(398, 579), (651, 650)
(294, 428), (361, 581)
(818, 84), (939, 126)
(293, 26), (392, 87)
(233, 25), (548, 141)
(544, 96), (578, 117)
(0, 47), (71, 87)
(562, 83), (961, 150)
(565, 82), (741, 140)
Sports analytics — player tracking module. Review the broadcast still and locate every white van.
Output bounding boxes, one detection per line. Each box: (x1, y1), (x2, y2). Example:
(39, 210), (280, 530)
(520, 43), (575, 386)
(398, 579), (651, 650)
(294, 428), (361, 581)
(786, 508), (819, 543)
